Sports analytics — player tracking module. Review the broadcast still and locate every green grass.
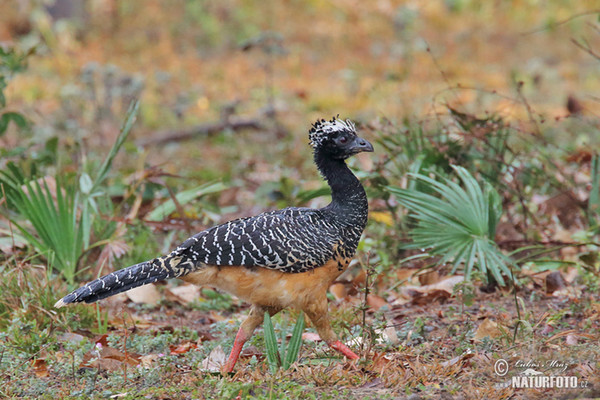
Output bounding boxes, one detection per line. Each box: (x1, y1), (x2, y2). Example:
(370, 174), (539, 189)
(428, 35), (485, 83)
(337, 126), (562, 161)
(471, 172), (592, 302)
(263, 311), (305, 372)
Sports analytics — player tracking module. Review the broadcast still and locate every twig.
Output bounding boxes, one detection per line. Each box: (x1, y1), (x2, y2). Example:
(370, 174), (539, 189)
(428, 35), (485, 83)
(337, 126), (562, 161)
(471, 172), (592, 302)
(510, 266), (522, 344)
(521, 9), (600, 36)
(572, 37), (600, 60)
(359, 253), (373, 356)
(0, 183), (16, 251)
(122, 312), (130, 383)
(515, 80), (541, 136)
(425, 42), (455, 94)
(148, 177), (194, 236)
(71, 350), (76, 386)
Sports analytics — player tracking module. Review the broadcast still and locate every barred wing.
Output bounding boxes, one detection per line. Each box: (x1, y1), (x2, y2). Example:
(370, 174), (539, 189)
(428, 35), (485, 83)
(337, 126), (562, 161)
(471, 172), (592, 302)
(173, 208), (342, 273)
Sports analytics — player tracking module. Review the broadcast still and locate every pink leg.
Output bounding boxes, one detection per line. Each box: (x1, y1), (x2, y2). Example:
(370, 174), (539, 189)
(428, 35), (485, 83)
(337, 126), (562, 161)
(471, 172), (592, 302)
(303, 296), (360, 361)
(221, 305), (281, 374)
(329, 340), (359, 360)
(223, 327), (249, 373)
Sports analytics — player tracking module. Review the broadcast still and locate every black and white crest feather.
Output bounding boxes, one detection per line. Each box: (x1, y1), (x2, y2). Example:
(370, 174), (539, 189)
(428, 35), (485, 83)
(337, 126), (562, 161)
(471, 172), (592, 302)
(309, 117), (357, 149)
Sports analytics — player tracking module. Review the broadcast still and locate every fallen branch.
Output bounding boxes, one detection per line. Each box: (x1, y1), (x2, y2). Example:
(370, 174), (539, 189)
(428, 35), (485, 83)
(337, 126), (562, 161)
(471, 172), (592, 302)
(136, 116), (264, 146)
(498, 239), (600, 248)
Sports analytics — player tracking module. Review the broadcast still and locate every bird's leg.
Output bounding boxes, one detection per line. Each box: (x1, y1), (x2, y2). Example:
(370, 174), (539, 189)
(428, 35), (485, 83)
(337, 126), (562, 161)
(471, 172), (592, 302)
(303, 297), (359, 360)
(329, 340), (359, 359)
(222, 304), (281, 373)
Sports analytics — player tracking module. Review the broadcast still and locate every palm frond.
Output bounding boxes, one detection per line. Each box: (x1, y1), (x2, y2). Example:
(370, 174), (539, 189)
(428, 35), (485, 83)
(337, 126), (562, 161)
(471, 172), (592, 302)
(388, 166), (512, 285)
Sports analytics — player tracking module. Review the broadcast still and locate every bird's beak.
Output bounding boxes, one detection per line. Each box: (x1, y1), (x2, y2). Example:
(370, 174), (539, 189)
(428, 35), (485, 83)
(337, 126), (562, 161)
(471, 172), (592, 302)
(350, 136), (374, 154)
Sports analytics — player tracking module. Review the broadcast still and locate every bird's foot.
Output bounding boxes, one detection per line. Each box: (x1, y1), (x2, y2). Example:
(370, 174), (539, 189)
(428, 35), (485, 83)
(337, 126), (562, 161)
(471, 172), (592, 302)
(329, 340), (359, 360)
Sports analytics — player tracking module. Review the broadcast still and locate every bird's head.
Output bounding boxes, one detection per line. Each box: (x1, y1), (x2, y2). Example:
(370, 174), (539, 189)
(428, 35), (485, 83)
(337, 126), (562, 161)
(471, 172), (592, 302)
(309, 117), (374, 159)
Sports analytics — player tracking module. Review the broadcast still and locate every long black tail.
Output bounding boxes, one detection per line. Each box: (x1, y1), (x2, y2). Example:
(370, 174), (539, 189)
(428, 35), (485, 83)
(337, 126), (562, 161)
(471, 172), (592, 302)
(54, 253), (195, 308)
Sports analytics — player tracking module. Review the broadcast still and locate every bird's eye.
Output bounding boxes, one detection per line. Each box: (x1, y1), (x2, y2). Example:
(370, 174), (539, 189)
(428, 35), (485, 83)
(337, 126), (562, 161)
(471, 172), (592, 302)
(339, 136), (348, 144)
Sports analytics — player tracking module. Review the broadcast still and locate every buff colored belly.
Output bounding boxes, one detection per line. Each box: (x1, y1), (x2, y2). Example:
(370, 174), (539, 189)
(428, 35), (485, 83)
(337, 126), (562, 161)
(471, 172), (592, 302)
(181, 259), (347, 309)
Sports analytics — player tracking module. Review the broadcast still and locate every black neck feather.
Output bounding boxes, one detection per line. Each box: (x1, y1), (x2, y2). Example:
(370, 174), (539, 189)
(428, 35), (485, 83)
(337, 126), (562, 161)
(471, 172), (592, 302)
(314, 150), (368, 219)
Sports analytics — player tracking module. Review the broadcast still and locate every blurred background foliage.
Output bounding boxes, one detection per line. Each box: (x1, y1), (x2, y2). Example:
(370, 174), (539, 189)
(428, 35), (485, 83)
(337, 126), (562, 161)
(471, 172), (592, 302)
(0, 0), (598, 300)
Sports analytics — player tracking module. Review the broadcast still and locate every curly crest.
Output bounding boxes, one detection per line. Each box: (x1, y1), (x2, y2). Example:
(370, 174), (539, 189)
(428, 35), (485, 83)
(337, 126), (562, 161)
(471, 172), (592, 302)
(309, 116), (357, 149)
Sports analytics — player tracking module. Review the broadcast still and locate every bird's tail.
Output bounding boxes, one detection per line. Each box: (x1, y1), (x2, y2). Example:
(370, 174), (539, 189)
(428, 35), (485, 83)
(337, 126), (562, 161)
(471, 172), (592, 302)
(54, 253), (196, 308)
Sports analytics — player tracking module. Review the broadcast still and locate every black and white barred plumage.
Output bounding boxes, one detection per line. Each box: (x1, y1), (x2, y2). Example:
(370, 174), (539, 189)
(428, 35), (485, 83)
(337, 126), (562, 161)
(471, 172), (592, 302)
(175, 206), (363, 273)
(55, 117), (372, 307)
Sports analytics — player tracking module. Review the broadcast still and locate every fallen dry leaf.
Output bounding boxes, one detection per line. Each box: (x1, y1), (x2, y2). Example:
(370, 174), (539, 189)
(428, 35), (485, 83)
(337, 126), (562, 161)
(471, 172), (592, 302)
(541, 324), (555, 335)
(394, 268), (420, 284)
(396, 275), (464, 305)
(302, 332), (321, 342)
(441, 351), (475, 368)
(94, 334), (110, 347)
(57, 332), (86, 343)
(170, 341), (198, 355)
(90, 358), (126, 371)
(125, 284), (161, 305)
(367, 294), (387, 310)
(140, 354), (160, 368)
(409, 289), (452, 306)
(346, 326), (398, 347)
(97, 239), (130, 272)
(208, 310), (226, 322)
(81, 342), (141, 372)
(240, 345), (262, 359)
(0, 230), (27, 254)
(31, 358), (49, 378)
(108, 314), (155, 329)
(360, 377), (383, 388)
(352, 269), (367, 287)
(103, 292), (129, 307)
(473, 318), (504, 341)
(372, 352), (394, 371)
(545, 271), (567, 294)
(541, 192), (583, 229)
(429, 276), (464, 292)
(576, 361), (595, 378)
(565, 334), (578, 346)
(199, 345), (226, 372)
(166, 284), (201, 305)
(382, 326), (399, 345)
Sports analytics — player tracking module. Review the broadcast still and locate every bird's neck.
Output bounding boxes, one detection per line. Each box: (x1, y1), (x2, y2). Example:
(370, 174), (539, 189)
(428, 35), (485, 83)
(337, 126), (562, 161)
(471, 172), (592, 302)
(314, 151), (368, 222)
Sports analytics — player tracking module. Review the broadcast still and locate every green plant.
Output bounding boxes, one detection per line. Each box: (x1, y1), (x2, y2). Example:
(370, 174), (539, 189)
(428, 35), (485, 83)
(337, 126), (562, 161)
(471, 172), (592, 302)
(0, 45), (32, 136)
(263, 312), (305, 373)
(588, 154), (600, 231)
(388, 166), (512, 285)
(190, 288), (234, 311)
(0, 101), (139, 284)
(3, 177), (84, 284)
(375, 123), (459, 179)
(145, 181), (227, 222)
